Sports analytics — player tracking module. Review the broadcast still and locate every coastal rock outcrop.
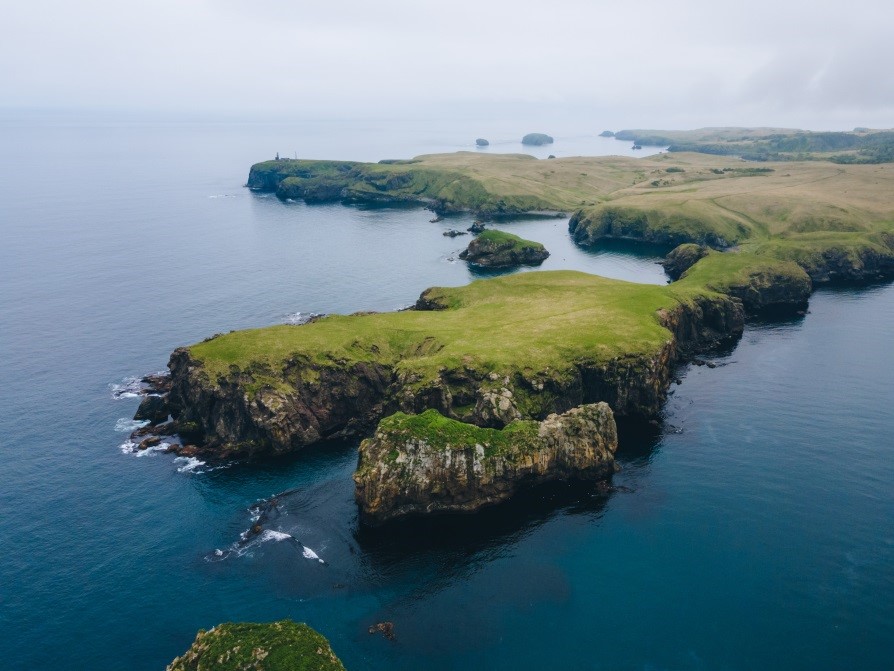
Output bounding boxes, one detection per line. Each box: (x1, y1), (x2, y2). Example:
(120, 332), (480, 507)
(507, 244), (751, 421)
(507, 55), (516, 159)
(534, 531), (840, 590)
(476, 138), (489, 147)
(663, 243), (710, 280)
(353, 404), (618, 525)
(458, 229), (549, 267)
(167, 620), (345, 671)
(158, 272), (744, 458)
(522, 133), (554, 146)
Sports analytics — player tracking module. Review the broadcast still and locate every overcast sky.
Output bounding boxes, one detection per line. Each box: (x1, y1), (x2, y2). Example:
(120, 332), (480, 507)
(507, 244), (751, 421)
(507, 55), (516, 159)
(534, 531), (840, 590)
(2, 0), (892, 129)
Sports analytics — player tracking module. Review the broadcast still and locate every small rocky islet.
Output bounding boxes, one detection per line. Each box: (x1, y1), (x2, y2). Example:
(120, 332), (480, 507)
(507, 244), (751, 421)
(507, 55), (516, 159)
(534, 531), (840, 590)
(458, 229), (550, 267)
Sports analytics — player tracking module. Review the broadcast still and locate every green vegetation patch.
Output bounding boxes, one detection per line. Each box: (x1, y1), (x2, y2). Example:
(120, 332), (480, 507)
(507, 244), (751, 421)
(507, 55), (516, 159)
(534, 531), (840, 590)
(375, 409), (540, 457)
(168, 620), (345, 671)
(676, 251), (808, 294)
(189, 270), (714, 386)
(473, 229), (547, 253)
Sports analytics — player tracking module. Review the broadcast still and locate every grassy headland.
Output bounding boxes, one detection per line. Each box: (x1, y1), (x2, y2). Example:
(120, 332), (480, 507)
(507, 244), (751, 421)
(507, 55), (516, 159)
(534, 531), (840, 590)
(154, 144), (894, 455)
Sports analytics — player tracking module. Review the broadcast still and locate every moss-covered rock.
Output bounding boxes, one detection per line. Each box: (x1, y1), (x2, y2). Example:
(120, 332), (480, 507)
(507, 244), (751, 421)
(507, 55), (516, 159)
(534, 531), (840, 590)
(458, 229), (550, 267)
(167, 621), (345, 671)
(353, 404), (617, 525)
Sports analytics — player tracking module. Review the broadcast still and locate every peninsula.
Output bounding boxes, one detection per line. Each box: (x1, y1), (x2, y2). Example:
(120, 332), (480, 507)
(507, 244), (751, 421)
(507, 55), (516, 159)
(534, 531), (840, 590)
(135, 135), (894, 524)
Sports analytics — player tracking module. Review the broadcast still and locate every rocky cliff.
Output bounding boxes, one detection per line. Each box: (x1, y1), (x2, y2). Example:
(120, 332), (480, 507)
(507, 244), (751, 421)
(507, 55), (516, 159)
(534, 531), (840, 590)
(157, 275), (744, 459)
(458, 229), (550, 267)
(353, 404), (618, 525)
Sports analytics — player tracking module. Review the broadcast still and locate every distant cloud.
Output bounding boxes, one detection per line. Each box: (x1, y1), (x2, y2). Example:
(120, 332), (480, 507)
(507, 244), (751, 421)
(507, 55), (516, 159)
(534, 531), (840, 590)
(1, 0), (891, 128)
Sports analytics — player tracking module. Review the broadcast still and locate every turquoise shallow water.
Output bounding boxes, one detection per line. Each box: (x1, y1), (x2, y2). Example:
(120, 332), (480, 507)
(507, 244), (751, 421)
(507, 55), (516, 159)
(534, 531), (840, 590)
(0, 117), (891, 670)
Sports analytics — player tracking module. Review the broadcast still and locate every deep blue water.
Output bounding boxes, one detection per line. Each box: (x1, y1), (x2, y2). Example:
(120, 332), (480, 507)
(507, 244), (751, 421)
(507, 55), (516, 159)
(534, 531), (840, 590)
(0, 117), (892, 670)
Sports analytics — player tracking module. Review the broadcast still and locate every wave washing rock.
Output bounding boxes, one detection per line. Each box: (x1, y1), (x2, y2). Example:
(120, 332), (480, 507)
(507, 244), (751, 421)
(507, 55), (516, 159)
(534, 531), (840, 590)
(353, 404), (618, 525)
(458, 229), (549, 267)
(167, 620), (345, 671)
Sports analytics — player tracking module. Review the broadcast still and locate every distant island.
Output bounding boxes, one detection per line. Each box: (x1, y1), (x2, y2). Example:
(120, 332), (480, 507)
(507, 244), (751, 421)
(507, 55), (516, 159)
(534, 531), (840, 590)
(613, 126), (894, 163)
(135, 130), (893, 527)
(521, 132), (554, 146)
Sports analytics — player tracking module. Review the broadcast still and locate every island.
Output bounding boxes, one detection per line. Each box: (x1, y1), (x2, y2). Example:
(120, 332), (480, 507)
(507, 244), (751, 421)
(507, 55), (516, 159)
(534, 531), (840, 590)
(458, 229), (550, 267)
(521, 132), (554, 146)
(476, 138), (489, 147)
(168, 621), (345, 671)
(134, 135), (894, 524)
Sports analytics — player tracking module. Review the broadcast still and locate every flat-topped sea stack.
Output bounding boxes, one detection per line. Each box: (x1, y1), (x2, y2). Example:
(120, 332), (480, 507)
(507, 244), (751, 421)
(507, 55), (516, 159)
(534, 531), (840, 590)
(354, 404), (618, 525)
(458, 229), (550, 267)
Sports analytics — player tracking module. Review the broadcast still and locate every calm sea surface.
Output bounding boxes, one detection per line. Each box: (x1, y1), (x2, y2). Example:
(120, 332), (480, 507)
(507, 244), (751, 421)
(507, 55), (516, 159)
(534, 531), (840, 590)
(0, 117), (891, 670)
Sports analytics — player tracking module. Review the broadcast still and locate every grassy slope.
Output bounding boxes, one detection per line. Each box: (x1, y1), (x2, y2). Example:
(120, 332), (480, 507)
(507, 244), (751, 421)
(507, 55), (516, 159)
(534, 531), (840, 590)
(190, 270), (711, 381)
(469, 229), (547, 253)
(612, 127), (894, 163)
(197, 151), (894, 388)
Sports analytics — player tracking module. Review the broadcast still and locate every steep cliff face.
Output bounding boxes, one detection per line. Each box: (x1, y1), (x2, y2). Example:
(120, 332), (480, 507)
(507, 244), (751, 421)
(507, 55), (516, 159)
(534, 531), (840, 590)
(160, 289), (743, 458)
(167, 349), (394, 457)
(568, 206), (743, 249)
(353, 404), (617, 525)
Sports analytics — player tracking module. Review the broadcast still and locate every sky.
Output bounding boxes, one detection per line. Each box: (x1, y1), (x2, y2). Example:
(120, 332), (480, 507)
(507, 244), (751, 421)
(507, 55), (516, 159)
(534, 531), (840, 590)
(1, 0), (892, 129)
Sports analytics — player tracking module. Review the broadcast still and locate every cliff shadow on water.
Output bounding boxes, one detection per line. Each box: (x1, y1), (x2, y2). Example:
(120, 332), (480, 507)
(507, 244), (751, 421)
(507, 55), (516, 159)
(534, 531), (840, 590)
(194, 429), (663, 600)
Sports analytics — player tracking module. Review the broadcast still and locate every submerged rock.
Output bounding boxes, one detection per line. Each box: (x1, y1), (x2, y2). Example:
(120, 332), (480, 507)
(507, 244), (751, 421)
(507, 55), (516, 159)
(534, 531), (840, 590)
(458, 229), (549, 267)
(167, 620), (345, 671)
(354, 404), (618, 525)
(442, 229), (467, 237)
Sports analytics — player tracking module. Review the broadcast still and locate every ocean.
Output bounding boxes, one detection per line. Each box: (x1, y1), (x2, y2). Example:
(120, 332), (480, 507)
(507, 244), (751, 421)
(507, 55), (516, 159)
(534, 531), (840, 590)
(0, 115), (891, 670)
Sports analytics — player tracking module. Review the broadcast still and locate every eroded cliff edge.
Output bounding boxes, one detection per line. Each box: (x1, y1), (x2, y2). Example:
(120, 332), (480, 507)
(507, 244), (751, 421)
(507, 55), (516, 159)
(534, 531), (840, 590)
(158, 271), (744, 458)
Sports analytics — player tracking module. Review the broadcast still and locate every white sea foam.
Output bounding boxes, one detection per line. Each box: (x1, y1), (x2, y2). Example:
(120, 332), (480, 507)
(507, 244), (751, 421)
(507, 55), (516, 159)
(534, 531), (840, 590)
(302, 546), (325, 563)
(119, 440), (138, 454)
(262, 530), (293, 542)
(208, 194), (237, 199)
(175, 456), (206, 473)
(136, 442), (171, 457)
(283, 311), (323, 325)
(110, 376), (145, 399)
(115, 418), (150, 433)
